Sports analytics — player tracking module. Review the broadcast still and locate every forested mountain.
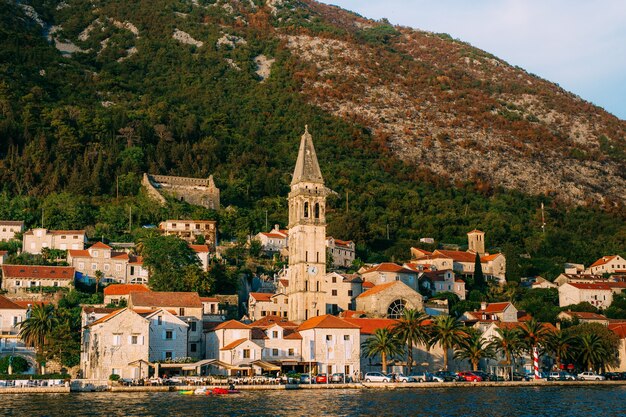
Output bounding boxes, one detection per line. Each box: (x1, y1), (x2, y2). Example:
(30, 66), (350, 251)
(0, 0), (624, 279)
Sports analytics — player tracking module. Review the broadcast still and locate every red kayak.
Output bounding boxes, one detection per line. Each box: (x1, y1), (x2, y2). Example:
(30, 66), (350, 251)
(211, 388), (240, 395)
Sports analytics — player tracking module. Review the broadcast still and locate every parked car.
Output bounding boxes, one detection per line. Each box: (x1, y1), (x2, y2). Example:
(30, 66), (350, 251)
(430, 373), (445, 383)
(472, 371), (492, 381)
(433, 371), (460, 382)
(578, 371), (605, 381)
(457, 371), (483, 382)
(330, 373), (349, 383)
(299, 374), (312, 384)
(602, 372), (626, 381)
(548, 372), (577, 381)
(408, 372), (433, 382)
(315, 374), (328, 384)
(512, 372), (531, 381)
(488, 374), (505, 381)
(386, 373), (411, 383)
(363, 372), (390, 383)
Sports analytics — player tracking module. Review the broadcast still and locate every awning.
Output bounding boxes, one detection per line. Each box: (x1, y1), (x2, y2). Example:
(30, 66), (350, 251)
(251, 360), (280, 371)
(128, 359), (155, 368)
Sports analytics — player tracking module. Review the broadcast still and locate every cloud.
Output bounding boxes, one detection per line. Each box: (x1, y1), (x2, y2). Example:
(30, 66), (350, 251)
(319, 0), (626, 119)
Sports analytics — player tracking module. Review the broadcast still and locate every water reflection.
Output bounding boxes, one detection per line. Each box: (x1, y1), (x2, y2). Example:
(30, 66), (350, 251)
(3, 386), (626, 417)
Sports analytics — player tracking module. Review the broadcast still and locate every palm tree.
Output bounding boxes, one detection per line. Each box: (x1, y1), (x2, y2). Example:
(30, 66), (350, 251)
(489, 327), (522, 380)
(544, 330), (576, 370)
(454, 329), (495, 371)
(429, 315), (466, 371)
(577, 333), (609, 372)
(19, 304), (58, 373)
(392, 309), (431, 374)
(94, 270), (104, 294)
(518, 319), (550, 376)
(361, 328), (404, 374)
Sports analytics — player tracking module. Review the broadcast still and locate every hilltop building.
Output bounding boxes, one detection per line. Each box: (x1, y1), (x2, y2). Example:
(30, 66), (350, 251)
(0, 220), (24, 242)
(158, 220), (217, 249)
(22, 228), (86, 254)
(143, 173), (220, 210)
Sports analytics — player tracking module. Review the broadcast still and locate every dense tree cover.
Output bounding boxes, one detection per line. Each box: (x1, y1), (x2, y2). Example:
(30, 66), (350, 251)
(0, 0), (623, 280)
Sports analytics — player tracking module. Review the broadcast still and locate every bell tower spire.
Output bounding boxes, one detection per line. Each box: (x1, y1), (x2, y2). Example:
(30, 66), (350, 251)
(286, 126), (328, 323)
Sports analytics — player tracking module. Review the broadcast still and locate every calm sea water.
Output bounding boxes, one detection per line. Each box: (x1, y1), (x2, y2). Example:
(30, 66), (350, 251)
(2, 386), (626, 417)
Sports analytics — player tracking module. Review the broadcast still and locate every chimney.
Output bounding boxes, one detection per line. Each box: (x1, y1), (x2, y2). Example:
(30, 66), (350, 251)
(481, 301), (487, 311)
(274, 224), (279, 232)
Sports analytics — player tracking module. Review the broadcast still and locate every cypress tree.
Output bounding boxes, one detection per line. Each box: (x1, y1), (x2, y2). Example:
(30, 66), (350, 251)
(474, 251), (486, 291)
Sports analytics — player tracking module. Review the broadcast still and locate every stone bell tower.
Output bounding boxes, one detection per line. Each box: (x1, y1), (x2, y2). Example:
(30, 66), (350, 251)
(286, 126), (328, 323)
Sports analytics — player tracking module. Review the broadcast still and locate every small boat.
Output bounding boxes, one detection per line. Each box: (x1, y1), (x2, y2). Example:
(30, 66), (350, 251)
(179, 390), (195, 395)
(211, 388), (240, 395)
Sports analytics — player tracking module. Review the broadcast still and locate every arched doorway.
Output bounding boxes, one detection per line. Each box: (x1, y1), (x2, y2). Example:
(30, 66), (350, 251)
(387, 299), (406, 319)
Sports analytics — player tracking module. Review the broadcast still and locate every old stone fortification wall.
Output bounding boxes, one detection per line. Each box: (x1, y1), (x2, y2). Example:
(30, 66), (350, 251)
(142, 173), (220, 209)
(142, 174), (167, 206)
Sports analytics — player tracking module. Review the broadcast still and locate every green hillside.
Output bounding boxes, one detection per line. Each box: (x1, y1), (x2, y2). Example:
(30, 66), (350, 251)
(0, 0), (624, 280)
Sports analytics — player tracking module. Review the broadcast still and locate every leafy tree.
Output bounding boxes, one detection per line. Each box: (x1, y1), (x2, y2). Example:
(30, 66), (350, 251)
(605, 293), (626, 319)
(489, 327), (522, 380)
(0, 356), (29, 374)
(517, 319), (550, 366)
(454, 329), (495, 371)
(361, 328), (404, 374)
(544, 329), (576, 370)
(576, 334), (610, 373)
(429, 315), (466, 370)
(565, 323), (619, 372)
(94, 270), (104, 295)
(142, 235), (203, 292)
(392, 309), (431, 374)
(19, 304), (58, 372)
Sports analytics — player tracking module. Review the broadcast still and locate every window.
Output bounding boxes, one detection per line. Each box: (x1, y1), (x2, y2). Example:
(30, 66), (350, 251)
(288, 348), (295, 356)
(91, 263), (97, 270)
(348, 290), (353, 297)
(165, 351), (173, 360)
(304, 202), (309, 218)
(326, 335), (332, 341)
(332, 290), (337, 296)
(93, 251), (98, 257)
(387, 299), (406, 319)
(273, 298), (277, 304)
(272, 348), (279, 356)
(157, 316), (162, 325)
(78, 262), (84, 270)
(332, 276), (337, 284)
(116, 264), (122, 272)
(190, 321), (197, 332)
(131, 335), (139, 345)
(103, 264), (110, 271)
(314, 203), (320, 219)
(13, 316), (19, 326)
(113, 334), (122, 345)
(165, 330), (173, 340)
(261, 311), (267, 317)
(343, 335), (350, 341)
(272, 331), (279, 338)
(190, 343), (197, 353)
(179, 308), (185, 316)
(243, 349), (250, 359)
(15, 281), (20, 287)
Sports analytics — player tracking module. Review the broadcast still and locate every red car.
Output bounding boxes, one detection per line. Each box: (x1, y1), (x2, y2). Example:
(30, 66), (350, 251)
(315, 374), (328, 383)
(457, 372), (483, 382)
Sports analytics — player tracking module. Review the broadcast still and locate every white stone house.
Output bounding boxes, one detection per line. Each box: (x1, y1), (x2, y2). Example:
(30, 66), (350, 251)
(1, 265), (75, 294)
(190, 244), (210, 271)
(250, 316), (302, 370)
(361, 263), (419, 291)
(588, 255), (626, 275)
(0, 220), (24, 242)
(68, 242), (135, 284)
(254, 225), (289, 254)
(22, 228), (86, 254)
(323, 272), (363, 314)
(558, 282), (614, 309)
(418, 269), (466, 300)
(248, 292), (288, 321)
(159, 220), (217, 248)
(103, 284), (150, 306)
(326, 237), (356, 268)
(0, 295), (28, 353)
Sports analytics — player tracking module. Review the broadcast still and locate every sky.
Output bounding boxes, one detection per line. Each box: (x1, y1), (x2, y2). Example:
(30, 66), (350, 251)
(318, 0), (626, 120)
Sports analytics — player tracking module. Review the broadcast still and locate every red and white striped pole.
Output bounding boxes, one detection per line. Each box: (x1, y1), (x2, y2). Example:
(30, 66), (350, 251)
(533, 346), (540, 380)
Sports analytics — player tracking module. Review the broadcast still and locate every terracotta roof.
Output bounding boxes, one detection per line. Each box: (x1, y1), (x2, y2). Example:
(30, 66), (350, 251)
(435, 250), (477, 263)
(362, 281), (375, 289)
(284, 330), (302, 340)
(220, 338), (248, 350)
(214, 320), (251, 330)
(104, 284), (150, 296)
(0, 220), (24, 226)
(333, 238), (353, 247)
(482, 302), (512, 313)
(590, 255), (619, 268)
(88, 308), (127, 326)
(68, 249), (90, 257)
(411, 247), (433, 257)
(356, 281), (399, 299)
(129, 291), (202, 308)
(12, 300), (51, 309)
(251, 328), (268, 340)
(297, 315), (360, 331)
(1, 265), (75, 280)
(261, 233), (287, 239)
(343, 318), (398, 335)
(608, 282), (626, 289)
(133, 308), (177, 316)
(341, 274), (362, 283)
(362, 263), (416, 275)
(566, 283), (612, 290)
(279, 279), (289, 288)
(0, 250), (7, 256)
(200, 297), (219, 302)
(481, 254), (502, 262)
(89, 242), (112, 250)
(50, 230), (85, 235)
(455, 279), (465, 283)
(251, 315), (298, 329)
(190, 244), (210, 253)
(82, 307), (118, 315)
(561, 311), (608, 320)
(609, 323), (626, 339)
(111, 252), (130, 261)
(249, 292), (273, 302)
(339, 310), (367, 318)
(0, 295), (27, 310)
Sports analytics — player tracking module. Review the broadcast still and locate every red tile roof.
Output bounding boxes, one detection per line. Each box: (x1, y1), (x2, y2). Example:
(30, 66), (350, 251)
(0, 220), (24, 226)
(261, 233), (287, 239)
(435, 250), (477, 263)
(1, 265), (75, 280)
(333, 238), (353, 248)
(482, 302), (512, 313)
(284, 330), (303, 340)
(68, 249), (90, 257)
(362, 281), (375, 289)
(220, 338), (249, 350)
(481, 254), (502, 262)
(88, 308), (127, 326)
(566, 283), (612, 290)
(561, 311), (608, 320)
(343, 318), (398, 335)
(190, 244), (210, 253)
(0, 295), (26, 310)
(251, 315), (298, 328)
(89, 242), (112, 250)
(104, 284), (150, 296)
(214, 320), (251, 330)
(13, 300), (51, 309)
(297, 315), (360, 331)
(129, 291), (202, 308)
(590, 255), (618, 268)
(82, 306), (118, 315)
(356, 281), (399, 299)
(200, 297), (219, 302)
(362, 263), (416, 274)
(249, 292), (273, 302)
(608, 323), (626, 339)
(279, 279), (289, 288)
